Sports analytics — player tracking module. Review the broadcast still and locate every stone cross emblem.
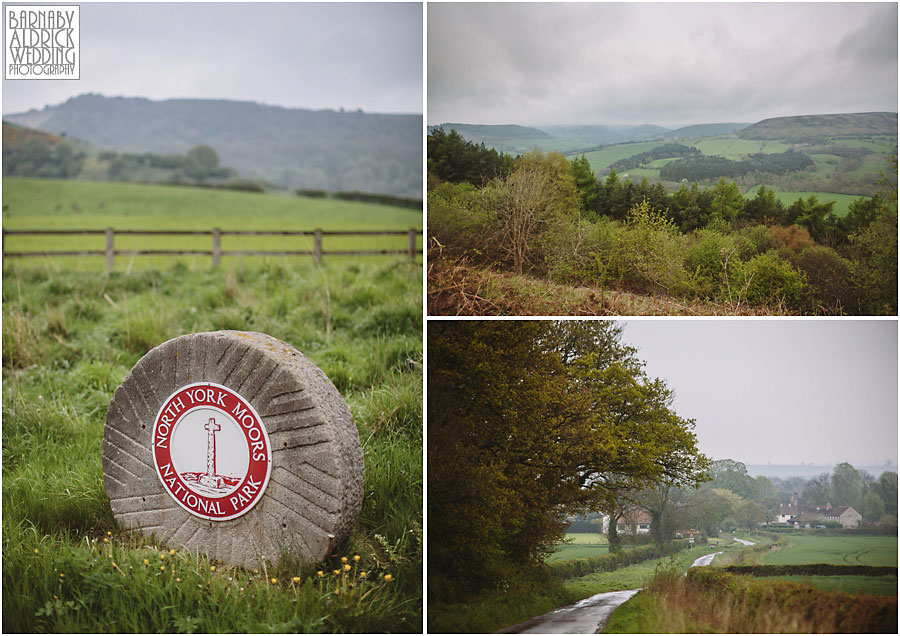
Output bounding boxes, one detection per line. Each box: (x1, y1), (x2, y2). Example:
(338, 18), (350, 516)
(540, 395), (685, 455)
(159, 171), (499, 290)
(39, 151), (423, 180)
(199, 417), (224, 489)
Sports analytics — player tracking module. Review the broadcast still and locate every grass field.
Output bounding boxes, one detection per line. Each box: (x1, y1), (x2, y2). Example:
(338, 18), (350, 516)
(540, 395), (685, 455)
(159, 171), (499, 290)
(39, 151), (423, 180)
(2, 191), (423, 631)
(744, 186), (863, 217)
(764, 575), (897, 595)
(760, 534), (898, 567)
(2, 178), (423, 271)
(548, 533), (609, 561)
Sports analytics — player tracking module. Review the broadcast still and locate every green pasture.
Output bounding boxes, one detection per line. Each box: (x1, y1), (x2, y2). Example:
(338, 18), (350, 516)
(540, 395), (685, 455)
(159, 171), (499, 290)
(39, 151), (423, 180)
(760, 535), (898, 567)
(619, 168), (660, 180)
(562, 532), (609, 545)
(763, 575), (897, 596)
(2, 178), (423, 271)
(830, 136), (898, 153)
(577, 141), (669, 171)
(744, 186), (863, 217)
(2, 254), (423, 631)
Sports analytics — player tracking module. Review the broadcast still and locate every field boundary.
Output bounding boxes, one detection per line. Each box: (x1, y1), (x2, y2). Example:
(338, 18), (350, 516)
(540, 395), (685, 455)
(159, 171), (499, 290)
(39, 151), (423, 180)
(2, 227), (424, 269)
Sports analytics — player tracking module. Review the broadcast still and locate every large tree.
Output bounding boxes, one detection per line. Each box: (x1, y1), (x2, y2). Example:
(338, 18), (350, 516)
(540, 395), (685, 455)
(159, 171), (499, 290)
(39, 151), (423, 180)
(428, 321), (710, 596)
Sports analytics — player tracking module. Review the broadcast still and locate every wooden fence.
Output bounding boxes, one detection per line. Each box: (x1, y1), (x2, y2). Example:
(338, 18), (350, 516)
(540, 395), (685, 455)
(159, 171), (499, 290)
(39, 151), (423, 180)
(2, 227), (423, 270)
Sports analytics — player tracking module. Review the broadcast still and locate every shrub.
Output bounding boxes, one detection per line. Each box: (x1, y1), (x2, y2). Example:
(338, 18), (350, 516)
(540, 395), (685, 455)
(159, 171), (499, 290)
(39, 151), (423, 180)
(768, 224), (816, 254)
(793, 245), (852, 312)
(733, 251), (807, 308)
(606, 200), (689, 295)
(685, 229), (741, 298)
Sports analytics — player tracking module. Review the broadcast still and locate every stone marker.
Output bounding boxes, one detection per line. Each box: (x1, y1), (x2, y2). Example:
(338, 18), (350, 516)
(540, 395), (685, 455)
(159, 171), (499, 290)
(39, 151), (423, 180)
(102, 330), (363, 568)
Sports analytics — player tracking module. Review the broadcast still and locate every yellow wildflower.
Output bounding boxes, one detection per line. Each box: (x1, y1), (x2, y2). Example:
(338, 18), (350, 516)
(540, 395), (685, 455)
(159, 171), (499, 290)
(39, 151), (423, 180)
(341, 556), (348, 564)
(271, 577), (278, 584)
(103, 537), (109, 543)
(170, 549), (176, 556)
(107, 531), (112, 536)
(343, 564), (351, 572)
(160, 566), (165, 572)
(359, 571), (367, 579)
(59, 573), (65, 579)
(333, 569), (340, 575)
(143, 559), (149, 566)
(210, 565), (216, 572)
(316, 570), (324, 578)
(111, 562), (117, 568)
(292, 576), (301, 583)
(383, 574), (392, 582)
(33, 548), (39, 554)
(353, 555), (360, 562)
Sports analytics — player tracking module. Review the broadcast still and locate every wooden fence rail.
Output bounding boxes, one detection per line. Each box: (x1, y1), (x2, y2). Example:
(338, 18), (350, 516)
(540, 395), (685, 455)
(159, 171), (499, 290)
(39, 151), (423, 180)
(2, 227), (423, 270)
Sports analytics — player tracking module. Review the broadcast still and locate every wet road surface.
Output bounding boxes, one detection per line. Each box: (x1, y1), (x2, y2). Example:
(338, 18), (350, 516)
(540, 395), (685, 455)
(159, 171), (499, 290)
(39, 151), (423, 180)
(497, 588), (642, 634)
(500, 540), (753, 633)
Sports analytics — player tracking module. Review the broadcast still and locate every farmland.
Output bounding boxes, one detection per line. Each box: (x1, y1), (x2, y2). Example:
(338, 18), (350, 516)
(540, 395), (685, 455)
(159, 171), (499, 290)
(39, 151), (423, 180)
(570, 132), (896, 203)
(548, 533), (610, 561)
(2, 178), (423, 271)
(2, 178), (423, 632)
(760, 534), (898, 567)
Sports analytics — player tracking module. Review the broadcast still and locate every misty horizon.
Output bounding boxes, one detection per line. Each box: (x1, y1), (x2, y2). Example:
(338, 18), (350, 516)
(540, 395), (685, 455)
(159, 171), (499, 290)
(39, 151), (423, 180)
(4, 91), (423, 118)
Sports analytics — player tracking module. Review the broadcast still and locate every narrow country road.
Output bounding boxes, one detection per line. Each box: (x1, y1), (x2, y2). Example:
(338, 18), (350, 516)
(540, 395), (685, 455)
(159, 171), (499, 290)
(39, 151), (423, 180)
(497, 589), (642, 634)
(499, 543), (736, 634)
(732, 536), (756, 546)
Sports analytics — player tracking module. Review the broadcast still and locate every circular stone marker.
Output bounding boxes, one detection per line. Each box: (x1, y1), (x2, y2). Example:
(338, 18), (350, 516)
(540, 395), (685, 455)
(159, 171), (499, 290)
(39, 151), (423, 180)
(102, 331), (364, 568)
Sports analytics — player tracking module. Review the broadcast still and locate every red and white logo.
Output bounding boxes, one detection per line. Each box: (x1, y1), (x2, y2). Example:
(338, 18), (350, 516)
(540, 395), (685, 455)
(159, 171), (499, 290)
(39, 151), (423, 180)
(153, 382), (272, 521)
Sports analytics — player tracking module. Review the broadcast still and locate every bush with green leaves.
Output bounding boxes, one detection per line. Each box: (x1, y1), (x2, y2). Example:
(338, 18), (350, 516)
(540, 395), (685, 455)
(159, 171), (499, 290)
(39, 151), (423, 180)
(733, 251), (807, 307)
(605, 200), (689, 295)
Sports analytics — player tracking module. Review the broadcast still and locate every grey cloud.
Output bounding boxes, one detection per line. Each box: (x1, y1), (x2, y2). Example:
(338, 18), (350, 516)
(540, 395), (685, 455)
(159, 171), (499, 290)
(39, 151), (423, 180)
(3, 3), (422, 115)
(428, 2), (897, 127)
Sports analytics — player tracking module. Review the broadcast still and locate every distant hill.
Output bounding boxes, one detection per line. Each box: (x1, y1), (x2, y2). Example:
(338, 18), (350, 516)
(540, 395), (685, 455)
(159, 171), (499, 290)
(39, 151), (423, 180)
(664, 122), (751, 139)
(2, 121), (69, 149)
(541, 124), (670, 145)
(739, 112), (898, 141)
(5, 94), (422, 196)
(428, 123), (551, 141)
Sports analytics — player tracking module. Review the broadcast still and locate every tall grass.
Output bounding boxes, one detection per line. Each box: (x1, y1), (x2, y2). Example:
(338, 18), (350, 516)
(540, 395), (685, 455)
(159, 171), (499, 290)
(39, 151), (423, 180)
(614, 567), (898, 633)
(2, 258), (422, 632)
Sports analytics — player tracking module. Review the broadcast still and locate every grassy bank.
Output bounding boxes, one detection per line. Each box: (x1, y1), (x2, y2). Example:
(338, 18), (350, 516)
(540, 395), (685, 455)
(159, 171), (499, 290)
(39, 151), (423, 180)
(606, 567), (897, 633)
(2, 258), (422, 632)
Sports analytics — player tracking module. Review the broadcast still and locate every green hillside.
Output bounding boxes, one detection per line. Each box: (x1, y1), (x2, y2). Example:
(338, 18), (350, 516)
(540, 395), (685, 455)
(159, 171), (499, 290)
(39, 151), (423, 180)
(739, 112), (898, 141)
(5, 94), (422, 197)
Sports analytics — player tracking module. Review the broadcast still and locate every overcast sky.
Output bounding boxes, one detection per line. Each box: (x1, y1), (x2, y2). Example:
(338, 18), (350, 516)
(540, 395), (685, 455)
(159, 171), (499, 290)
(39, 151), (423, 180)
(428, 2), (898, 128)
(620, 320), (897, 467)
(2, 2), (422, 115)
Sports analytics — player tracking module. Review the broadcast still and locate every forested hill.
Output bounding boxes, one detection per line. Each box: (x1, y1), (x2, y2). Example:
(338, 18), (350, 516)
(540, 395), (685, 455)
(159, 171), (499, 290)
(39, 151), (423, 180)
(427, 123), (551, 141)
(739, 112), (898, 141)
(5, 94), (422, 197)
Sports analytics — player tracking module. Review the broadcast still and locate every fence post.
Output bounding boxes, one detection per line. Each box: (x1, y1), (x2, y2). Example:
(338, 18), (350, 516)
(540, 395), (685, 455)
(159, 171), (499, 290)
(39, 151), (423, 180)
(314, 228), (322, 265)
(105, 227), (114, 272)
(408, 227), (416, 262)
(212, 228), (221, 267)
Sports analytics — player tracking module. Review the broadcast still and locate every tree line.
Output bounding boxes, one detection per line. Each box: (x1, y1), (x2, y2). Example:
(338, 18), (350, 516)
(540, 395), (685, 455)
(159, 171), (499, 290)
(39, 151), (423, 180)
(659, 150), (813, 182)
(428, 129), (898, 314)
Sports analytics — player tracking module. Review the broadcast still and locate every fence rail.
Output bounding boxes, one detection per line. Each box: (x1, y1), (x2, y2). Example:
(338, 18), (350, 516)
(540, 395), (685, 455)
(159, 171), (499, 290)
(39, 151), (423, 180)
(2, 227), (423, 270)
